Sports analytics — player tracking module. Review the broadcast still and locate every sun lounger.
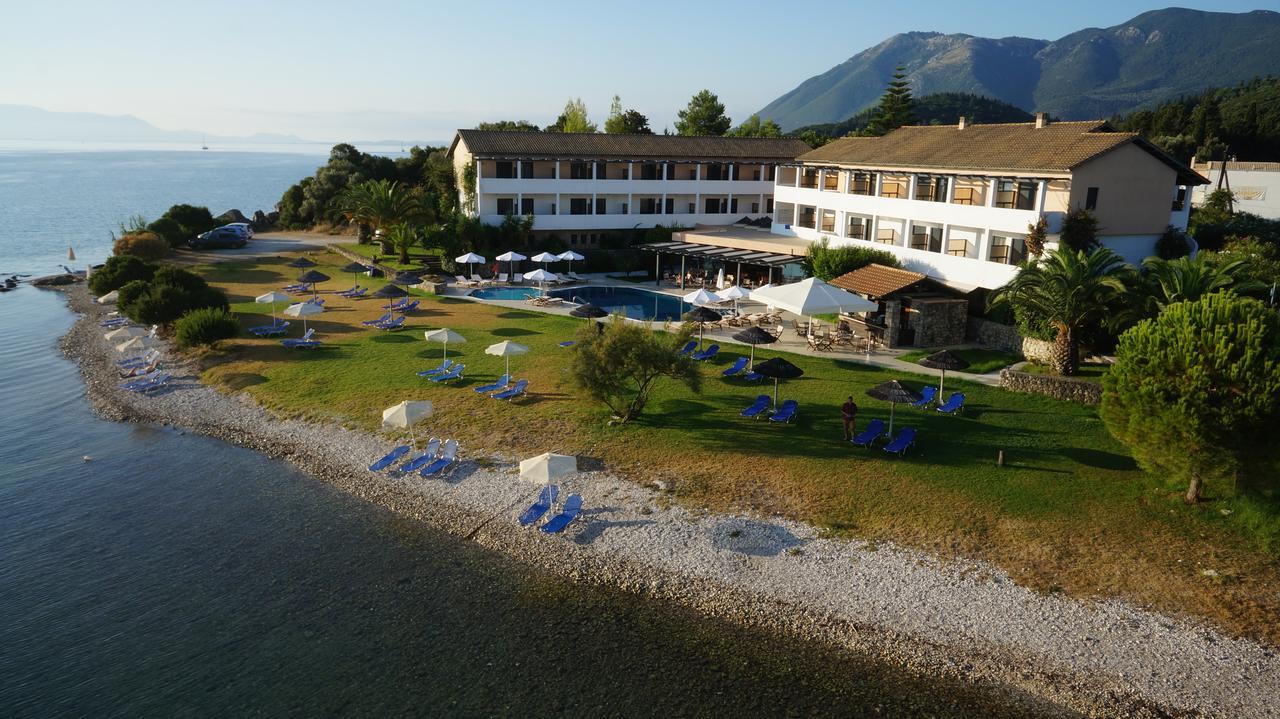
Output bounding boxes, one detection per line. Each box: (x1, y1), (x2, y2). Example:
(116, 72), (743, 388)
(337, 284), (361, 295)
(305, 298), (324, 306)
(100, 318), (131, 328)
(490, 379), (528, 401)
(882, 427), (917, 456)
(388, 297), (408, 309)
(115, 348), (160, 367)
(397, 299), (420, 313)
(742, 370), (764, 382)
(936, 392), (965, 415)
(377, 316), (406, 331)
(250, 320), (290, 336)
(398, 438), (442, 473)
(539, 494), (583, 534)
(676, 340), (698, 356)
(282, 283), (307, 293)
(769, 399), (798, 423)
(558, 341), (576, 348)
(428, 364), (464, 383)
(121, 371), (172, 394)
(740, 394), (771, 419)
(281, 329), (319, 348)
(369, 445), (411, 472)
(473, 374), (511, 394)
(416, 358), (453, 377)
(911, 386), (938, 409)
(363, 312), (393, 326)
(721, 356), (749, 377)
(850, 418), (885, 448)
(518, 484), (560, 527)
(419, 439), (459, 477)
(120, 358), (161, 378)
(341, 287), (368, 299)
(691, 344), (720, 361)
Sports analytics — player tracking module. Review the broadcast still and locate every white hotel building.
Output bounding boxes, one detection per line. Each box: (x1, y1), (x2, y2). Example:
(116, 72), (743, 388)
(768, 117), (1206, 290)
(448, 130), (810, 247)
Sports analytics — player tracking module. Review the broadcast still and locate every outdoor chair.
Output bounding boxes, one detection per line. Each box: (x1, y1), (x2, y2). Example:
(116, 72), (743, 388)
(491, 379), (529, 401)
(363, 312), (393, 326)
(368, 445), (411, 472)
(428, 364), (464, 383)
(397, 299), (420, 313)
(740, 394), (771, 419)
(850, 419), (885, 448)
(518, 484), (560, 527)
(398, 438), (442, 473)
(936, 392), (966, 415)
(769, 399), (798, 423)
(540, 494), (584, 534)
(115, 348), (161, 368)
(250, 321), (290, 337)
(377, 316), (406, 331)
(472, 374), (511, 394)
(676, 340), (698, 356)
(721, 356), (749, 377)
(691, 344), (720, 361)
(882, 427), (917, 456)
(419, 439), (459, 477)
(416, 358), (453, 377)
(281, 328), (318, 348)
(806, 333), (835, 351)
(912, 386), (938, 409)
(454, 275), (476, 287)
(496, 273), (509, 284)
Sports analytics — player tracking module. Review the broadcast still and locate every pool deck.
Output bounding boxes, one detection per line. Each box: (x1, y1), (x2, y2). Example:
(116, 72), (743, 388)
(447, 274), (1007, 388)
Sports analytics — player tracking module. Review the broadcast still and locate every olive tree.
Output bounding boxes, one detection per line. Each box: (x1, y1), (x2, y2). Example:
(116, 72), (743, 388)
(568, 317), (701, 423)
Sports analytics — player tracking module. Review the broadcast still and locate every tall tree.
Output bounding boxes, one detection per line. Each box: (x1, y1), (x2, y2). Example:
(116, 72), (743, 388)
(338, 179), (430, 262)
(675, 90), (731, 136)
(604, 95), (652, 134)
(568, 317), (701, 423)
(728, 114), (782, 138)
(546, 98), (597, 133)
(1140, 254), (1261, 312)
(477, 120), (541, 132)
(867, 66), (917, 135)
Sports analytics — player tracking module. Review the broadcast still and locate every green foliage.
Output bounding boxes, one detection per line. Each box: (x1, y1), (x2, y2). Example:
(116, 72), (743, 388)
(793, 92), (1032, 140)
(1188, 190), (1280, 251)
(158, 204), (217, 243)
(804, 237), (901, 281)
(1101, 293), (1280, 503)
(675, 90), (731, 136)
(1112, 76), (1280, 161)
(146, 217), (185, 248)
(1140, 254), (1262, 314)
(174, 307), (239, 348)
(1205, 237), (1280, 292)
(568, 317), (701, 423)
(546, 98), (597, 133)
(1025, 217), (1047, 258)
(604, 95), (652, 134)
(87, 254), (156, 295)
(112, 231), (168, 262)
(339, 179), (431, 259)
(118, 266), (228, 326)
(1059, 209), (1100, 252)
(728, 114), (782, 138)
(1155, 225), (1192, 259)
(867, 66), (916, 136)
(476, 120), (541, 132)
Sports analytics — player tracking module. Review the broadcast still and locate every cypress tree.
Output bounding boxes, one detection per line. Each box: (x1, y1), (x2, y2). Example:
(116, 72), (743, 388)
(868, 66), (917, 135)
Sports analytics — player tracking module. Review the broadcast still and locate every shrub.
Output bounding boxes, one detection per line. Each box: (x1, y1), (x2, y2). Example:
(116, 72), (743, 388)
(1059, 209), (1100, 252)
(118, 267), (228, 325)
(115, 279), (150, 310)
(147, 217), (186, 248)
(568, 317), (701, 423)
(174, 307), (239, 348)
(1025, 217), (1047, 257)
(1155, 226), (1192, 260)
(805, 237), (901, 281)
(1100, 292), (1280, 503)
(161, 204), (217, 240)
(87, 254), (156, 295)
(112, 231), (169, 262)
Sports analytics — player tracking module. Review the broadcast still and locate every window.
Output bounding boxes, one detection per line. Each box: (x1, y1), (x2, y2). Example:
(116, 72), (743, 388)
(639, 198), (658, 214)
(569, 198), (590, 215)
(664, 198), (674, 214)
(800, 168), (819, 188)
(915, 176), (948, 203)
(880, 181), (904, 199)
(823, 171), (839, 191)
(689, 202), (697, 214)
(820, 210), (836, 232)
(752, 168), (761, 181)
(846, 216), (866, 239)
(520, 198), (534, 215)
(622, 202), (629, 214)
(952, 186), (977, 205)
(946, 238), (970, 257)
(751, 202), (759, 214)
(569, 162), (592, 180)
(1172, 187), (1187, 211)
(595, 198), (606, 215)
(764, 165), (776, 182)
(570, 235), (577, 245)
(988, 235), (1026, 265)
(910, 226), (943, 252)
(766, 198), (774, 214)
(995, 180), (1038, 210)
(520, 161), (532, 179)
(850, 172), (876, 195)
(875, 228), (897, 245)
(704, 163), (727, 181)
(730, 198), (739, 214)
(495, 161), (515, 179)
(496, 198), (515, 215)
(798, 206), (816, 229)
(1085, 187), (1099, 211)
(640, 162), (662, 180)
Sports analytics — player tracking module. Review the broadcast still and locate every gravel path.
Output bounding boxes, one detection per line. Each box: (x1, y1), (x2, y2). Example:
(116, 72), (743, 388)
(59, 285), (1280, 718)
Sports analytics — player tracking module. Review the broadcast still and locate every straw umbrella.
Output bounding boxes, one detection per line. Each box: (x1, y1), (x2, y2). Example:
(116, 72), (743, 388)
(497, 250), (526, 281)
(255, 290), (291, 324)
(731, 325), (777, 368)
(865, 380), (920, 435)
(115, 336), (160, 354)
(296, 269), (330, 298)
(917, 350), (970, 399)
(455, 252), (485, 278)
(485, 340), (529, 377)
(287, 257), (317, 268)
(570, 303), (608, 319)
(390, 271), (422, 286)
(340, 261), (368, 284)
(283, 300), (323, 333)
(557, 250), (584, 275)
(381, 400), (433, 448)
(684, 306), (722, 348)
(105, 325), (148, 341)
(751, 357), (803, 408)
(373, 284), (409, 309)
(424, 328), (466, 360)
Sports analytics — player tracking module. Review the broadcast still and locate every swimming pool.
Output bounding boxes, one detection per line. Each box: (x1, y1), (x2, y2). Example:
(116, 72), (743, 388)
(469, 284), (692, 321)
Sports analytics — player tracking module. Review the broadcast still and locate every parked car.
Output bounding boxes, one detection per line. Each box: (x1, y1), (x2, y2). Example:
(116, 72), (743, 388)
(221, 222), (254, 239)
(189, 227), (248, 249)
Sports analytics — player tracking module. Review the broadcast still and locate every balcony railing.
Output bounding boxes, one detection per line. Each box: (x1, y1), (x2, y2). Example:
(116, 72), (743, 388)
(875, 229), (897, 244)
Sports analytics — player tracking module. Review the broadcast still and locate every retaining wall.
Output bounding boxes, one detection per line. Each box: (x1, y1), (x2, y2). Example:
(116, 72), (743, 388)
(999, 369), (1102, 405)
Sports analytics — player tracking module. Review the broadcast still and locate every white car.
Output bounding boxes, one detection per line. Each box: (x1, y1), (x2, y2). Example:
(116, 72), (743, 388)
(221, 222), (254, 239)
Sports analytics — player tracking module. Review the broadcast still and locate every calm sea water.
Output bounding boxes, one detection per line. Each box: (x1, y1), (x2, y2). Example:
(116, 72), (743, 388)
(0, 149), (1059, 717)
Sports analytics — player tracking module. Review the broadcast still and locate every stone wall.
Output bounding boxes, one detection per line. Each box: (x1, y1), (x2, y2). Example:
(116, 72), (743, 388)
(999, 369), (1102, 405)
(910, 298), (968, 347)
(967, 317), (1022, 354)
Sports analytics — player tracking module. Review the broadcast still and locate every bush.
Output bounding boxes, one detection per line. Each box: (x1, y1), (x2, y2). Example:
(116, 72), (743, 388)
(147, 217), (186, 248)
(87, 255), (156, 295)
(1059, 209), (1100, 252)
(161, 204), (217, 240)
(804, 237), (901, 281)
(568, 318), (701, 423)
(1155, 226), (1192, 260)
(174, 307), (239, 348)
(112, 231), (169, 262)
(118, 266), (228, 325)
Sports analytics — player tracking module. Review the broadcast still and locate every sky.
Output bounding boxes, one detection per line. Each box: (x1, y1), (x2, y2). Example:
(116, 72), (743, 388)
(1, 0), (1271, 143)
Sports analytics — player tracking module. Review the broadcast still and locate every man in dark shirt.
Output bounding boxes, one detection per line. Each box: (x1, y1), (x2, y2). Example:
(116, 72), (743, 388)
(841, 396), (858, 441)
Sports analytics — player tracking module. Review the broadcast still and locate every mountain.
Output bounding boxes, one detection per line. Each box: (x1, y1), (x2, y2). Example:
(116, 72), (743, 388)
(792, 92), (1033, 139)
(758, 8), (1280, 130)
(0, 104), (309, 144)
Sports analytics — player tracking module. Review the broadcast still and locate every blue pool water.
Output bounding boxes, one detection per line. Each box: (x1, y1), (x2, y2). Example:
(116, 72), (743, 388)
(468, 286), (544, 301)
(471, 284), (691, 321)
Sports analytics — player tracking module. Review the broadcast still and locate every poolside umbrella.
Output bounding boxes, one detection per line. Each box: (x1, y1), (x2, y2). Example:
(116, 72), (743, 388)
(297, 269), (330, 298)
(105, 325), (147, 341)
(381, 400), (433, 448)
(557, 250), (584, 275)
(752, 357), (803, 408)
(917, 350), (970, 399)
(97, 289), (119, 304)
(374, 283), (409, 309)
(287, 257), (317, 268)
(732, 325), (777, 368)
(720, 285), (751, 314)
(284, 300), (323, 333)
(865, 380), (920, 436)
(750, 277), (876, 337)
(682, 288), (722, 307)
(530, 251), (559, 270)
(390, 271), (422, 286)
(497, 250), (526, 280)
(340, 261), (368, 283)
(684, 306), (722, 348)
(522, 268), (557, 295)
(424, 328), (466, 360)
(115, 336), (160, 354)
(255, 290), (291, 323)
(519, 452), (577, 487)
(485, 340), (529, 377)
(455, 252), (485, 278)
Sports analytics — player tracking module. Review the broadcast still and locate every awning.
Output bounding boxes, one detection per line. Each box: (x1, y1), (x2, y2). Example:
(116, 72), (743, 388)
(637, 241), (802, 267)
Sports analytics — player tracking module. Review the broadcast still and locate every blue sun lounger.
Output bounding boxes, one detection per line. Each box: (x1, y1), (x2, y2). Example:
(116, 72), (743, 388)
(397, 299), (420, 313)
(473, 374), (510, 394)
(740, 394), (771, 419)
(743, 370), (764, 382)
(369, 445), (411, 472)
(398, 438), (441, 473)
(518, 484), (560, 527)
(121, 371), (172, 393)
(558, 340), (576, 348)
(882, 427), (917, 456)
(342, 287), (368, 299)
(491, 379), (528, 401)
(691, 344), (720, 361)
(337, 284), (361, 295)
(721, 356), (749, 377)
(850, 418), (885, 448)
(676, 340), (697, 356)
(911, 386), (937, 409)
(416, 359), (453, 377)
(428, 364), (464, 383)
(769, 399), (798, 423)
(936, 392), (965, 415)
(419, 439), (459, 477)
(362, 312), (392, 326)
(281, 328), (318, 348)
(250, 320), (290, 336)
(377, 316), (406, 331)
(540, 494), (583, 534)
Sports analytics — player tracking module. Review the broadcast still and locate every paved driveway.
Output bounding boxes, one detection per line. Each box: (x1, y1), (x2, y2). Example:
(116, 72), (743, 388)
(177, 232), (351, 264)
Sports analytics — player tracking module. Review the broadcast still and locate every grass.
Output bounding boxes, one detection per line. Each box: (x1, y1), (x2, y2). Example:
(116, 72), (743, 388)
(338, 242), (441, 272)
(898, 348), (1022, 375)
(1021, 362), (1111, 379)
(194, 249), (1280, 645)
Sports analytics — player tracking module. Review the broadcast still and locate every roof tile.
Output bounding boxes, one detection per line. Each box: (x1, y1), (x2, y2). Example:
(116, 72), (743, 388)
(454, 129), (810, 162)
(830, 264), (929, 298)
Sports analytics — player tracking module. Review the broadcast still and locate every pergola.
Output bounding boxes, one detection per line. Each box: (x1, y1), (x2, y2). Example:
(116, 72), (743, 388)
(636, 241), (803, 289)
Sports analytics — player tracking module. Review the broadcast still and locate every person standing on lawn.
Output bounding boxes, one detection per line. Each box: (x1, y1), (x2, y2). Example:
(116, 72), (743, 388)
(841, 396), (858, 441)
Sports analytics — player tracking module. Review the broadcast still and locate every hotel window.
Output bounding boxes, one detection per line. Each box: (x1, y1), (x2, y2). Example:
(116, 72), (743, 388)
(800, 168), (819, 188)
(569, 198), (590, 215)
(996, 180), (1038, 210)
(910, 225), (943, 253)
(640, 162), (662, 180)
(595, 198), (606, 215)
(846, 216), (867, 240)
(496, 198), (515, 215)
(850, 172), (876, 195)
(822, 171), (839, 191)
(621, 202), (629, 214)
(1172, 187), (1186, 211)
(521, 198), (534, 215)
(875, 228), (897, 244)
(880, 180), (904, 198)
(664, 198), (674, 214)
(752, 168), (762, 181)
(988, 235), (1026, 265)
(820, 210), (836, 232)
(1085, 187), (1099, 211)
(569, 162), (593, 180)
(952, 184), (977, 205)
(570, 234), (577, 245)
(764, 165), (776, 182)
(915, 176), (948, 203)
(495, 161), (516, 179)
(947, 238), (971, 257)
(520, 161), (532, 179)
(751, 202), (759, 213)
(639, 198), (658, 214)
(766, 198), (774, 214)
(798, 206), (816, 229)
(704, 163), (728, 181)
(730, 198), (739, 214)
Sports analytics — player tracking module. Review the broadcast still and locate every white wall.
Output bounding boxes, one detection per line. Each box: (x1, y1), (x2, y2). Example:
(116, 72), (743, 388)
(1192, 168), (1280, 220)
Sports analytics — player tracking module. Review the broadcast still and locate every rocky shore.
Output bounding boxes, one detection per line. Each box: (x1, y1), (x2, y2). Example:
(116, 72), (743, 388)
(58, 284), (1279, 718)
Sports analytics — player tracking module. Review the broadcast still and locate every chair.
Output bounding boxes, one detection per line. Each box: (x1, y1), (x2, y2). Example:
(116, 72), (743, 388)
(473, 374), (511, 394)
(337, 284), (360, 295)
(769, 399), (798, 423)
(454, 275), (476, 287)
(428, 364), (464, 383)
(343, 287), (368, 299)
(676, 340), (698, 356)
(850, 418), (885, 448)
(936, 393), (965, 415)
(362, 313), (392, 326)
(791, 319), (809, 337)
(250, 321), (290, 337)
(120, 358), (161, 378)
(419, 439), (459, 476)
(281, 329), (319, 348)
(740, 394), (771, 419)
(518, 484), (560, 527)
(806, 333), (834, 352)
(496, 273), (509, 284)
(305, 298), (324, 306)
(398, 299), (420, 313)
(469, 273), (489, 286)
(721, 356), (749, 377)
(691, 344), (720, 361)
(398, 438), (442, 473)
(115, 348), (160, 368)
(558, 341), (576, 348)
(540, 494), (583, 534)
(491, 379), (528, 401)
(911, 386), (938, 409)
(742, 370), (764, 382)
(368, 445), (411, 472)
(416, 359), (453, 377)
(377, 316), (407, 331)
(120, 370), (171, 393)
(882, 427), (917, 456)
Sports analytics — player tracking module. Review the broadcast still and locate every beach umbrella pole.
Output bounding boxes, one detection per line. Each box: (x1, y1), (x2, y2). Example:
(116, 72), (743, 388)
(939, 369), (946, 399)
(773, 378), (779, 408)
(889, 402), (896, 435)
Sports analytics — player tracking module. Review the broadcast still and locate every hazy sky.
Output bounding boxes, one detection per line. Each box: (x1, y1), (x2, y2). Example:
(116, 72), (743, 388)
(1, 0), (1268, 142)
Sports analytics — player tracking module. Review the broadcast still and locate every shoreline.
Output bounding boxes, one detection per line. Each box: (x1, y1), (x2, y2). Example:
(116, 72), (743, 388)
(57, 284), (1279, 718)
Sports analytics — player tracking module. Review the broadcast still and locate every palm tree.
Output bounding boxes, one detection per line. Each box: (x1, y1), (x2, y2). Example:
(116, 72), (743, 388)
(338, 179), (429, 263)
(1141, 254), (1262, 312)
(991, 248), (1133, 376)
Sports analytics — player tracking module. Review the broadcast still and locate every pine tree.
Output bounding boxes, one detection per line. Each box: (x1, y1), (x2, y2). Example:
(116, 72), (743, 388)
(675, 90), (732, 136)
(868, 66), (916, 136)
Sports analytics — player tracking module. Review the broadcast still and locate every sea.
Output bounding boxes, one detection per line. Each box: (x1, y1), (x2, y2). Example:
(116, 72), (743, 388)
(0, 146), (1056, 717)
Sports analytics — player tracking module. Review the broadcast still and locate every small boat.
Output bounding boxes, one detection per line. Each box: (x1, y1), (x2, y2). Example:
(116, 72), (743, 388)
(201, 135), (208, 151)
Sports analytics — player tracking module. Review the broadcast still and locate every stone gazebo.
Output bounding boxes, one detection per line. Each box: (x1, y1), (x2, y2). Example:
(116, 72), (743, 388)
(830, 263), (968, 348)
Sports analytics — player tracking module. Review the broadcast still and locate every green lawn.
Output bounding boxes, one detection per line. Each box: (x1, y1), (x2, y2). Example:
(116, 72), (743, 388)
(337, 242), (441, 272)
(1021, 362), (1111, 379)
(195, 250), (1280, 644)
(898, 347), (1022, 374)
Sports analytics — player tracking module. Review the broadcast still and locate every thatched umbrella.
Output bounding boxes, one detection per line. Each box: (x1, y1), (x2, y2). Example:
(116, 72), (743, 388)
(297, 269), (330, 298)
(340, 261), (368, 285)
(390, 271), (422, 286)
(373, 283), (409, 308)
(731, 325), (777, 368)
(865, 380), (920, 435)
(916, 350), (970, 399)
(287, 257), (317, 268)
(751, 357), (803, 408)
(683, 306), (722, 348)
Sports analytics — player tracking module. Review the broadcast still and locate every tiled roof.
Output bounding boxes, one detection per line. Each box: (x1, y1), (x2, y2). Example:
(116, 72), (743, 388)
(1193, 160), (1280, 173)
(830, 263), (929, 298)
(798, 121), (1206, 184)
(452, 129), (811, 162)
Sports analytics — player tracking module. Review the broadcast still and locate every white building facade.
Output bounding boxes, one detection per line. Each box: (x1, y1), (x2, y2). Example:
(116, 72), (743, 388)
(1191, 159), (1280, 220)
